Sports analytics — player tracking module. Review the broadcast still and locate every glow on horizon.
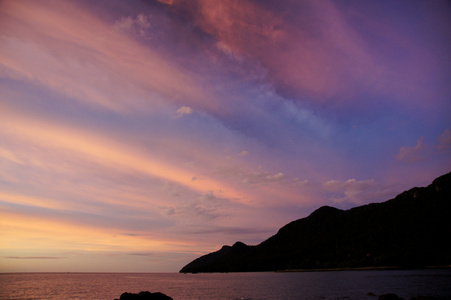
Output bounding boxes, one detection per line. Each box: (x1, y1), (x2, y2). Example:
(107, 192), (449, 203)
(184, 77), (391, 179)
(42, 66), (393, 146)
(1, 0), (450, 272)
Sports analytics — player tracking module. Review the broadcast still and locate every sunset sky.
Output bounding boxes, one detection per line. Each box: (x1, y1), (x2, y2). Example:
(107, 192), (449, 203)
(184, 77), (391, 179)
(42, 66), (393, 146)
(1, 0), (450, 272)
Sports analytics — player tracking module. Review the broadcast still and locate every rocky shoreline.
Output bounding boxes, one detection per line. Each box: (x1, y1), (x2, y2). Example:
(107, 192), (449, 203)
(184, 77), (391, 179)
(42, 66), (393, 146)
(278, 265), (451, 273)
(115, 291), (446, 300)
(377, 294), (445, 300)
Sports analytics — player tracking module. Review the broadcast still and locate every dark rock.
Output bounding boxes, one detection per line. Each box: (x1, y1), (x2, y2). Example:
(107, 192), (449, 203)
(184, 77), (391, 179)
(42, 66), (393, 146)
(411, 297), (445, 300)
(119, 291), (173, 300)
(378, 294), (403, 300)
(367, 292), (376, 297)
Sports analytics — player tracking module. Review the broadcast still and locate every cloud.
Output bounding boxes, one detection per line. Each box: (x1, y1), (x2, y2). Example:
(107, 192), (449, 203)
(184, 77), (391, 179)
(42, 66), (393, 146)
(324, 178), (375, 191)
(241, 171), (285, 185)
(121, 233), (140, 237)
(187, 203), (224, 221)
(157, 0), (174, 5)
(437, 128), (451, 153)
(183, 225), (273, 237)
(169, 190), (230, 221)
(1, 0), (450, 272)
(113, 14), (151, 38)
(392, 130), (451, 167)
(0, 107), (244, 202)
(160, 206), (176, 216)
(178, 0), (451, 112)
(281, 101), (332, 139)
(394, 137), (427, 163)
(323, 178), (394, 205)
(0, 0), (218, 114)
(0, 147), (24, 165)
(126, 252), (155, 257)
(198, 190), (216, 202)
(0, 204), (179, 256)
(188, 0), (364, 100)
(238, 150), (249, 157)
(175, 106), (193, 118)
(4, 256), (66, 259)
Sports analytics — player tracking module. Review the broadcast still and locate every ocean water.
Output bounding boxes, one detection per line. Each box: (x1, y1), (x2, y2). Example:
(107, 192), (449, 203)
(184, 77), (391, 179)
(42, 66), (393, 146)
(1, 269), (450, 300)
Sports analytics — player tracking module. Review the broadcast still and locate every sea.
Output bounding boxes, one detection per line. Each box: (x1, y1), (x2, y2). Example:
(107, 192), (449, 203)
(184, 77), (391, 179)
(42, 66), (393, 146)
(1, 269), (451, 300)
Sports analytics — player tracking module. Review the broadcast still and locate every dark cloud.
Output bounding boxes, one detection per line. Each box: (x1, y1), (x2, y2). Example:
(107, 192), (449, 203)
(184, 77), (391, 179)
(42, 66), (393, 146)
(121, 233), (140, 237)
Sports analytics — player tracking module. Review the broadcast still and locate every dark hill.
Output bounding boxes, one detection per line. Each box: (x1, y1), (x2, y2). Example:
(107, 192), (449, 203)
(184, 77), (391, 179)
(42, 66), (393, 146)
(180, 172), (451, 273)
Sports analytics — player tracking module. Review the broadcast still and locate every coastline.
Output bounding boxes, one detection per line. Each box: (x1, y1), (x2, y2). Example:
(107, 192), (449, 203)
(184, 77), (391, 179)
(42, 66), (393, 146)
(277, 265), (451, 273)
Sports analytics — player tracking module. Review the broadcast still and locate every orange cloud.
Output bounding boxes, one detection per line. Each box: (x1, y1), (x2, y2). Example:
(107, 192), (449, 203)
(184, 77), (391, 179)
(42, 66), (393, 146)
(157, 0), (175, 5)
(175, 106), (193, 118)
(0, 106), (246, 203)
(0, 209), (175, 253)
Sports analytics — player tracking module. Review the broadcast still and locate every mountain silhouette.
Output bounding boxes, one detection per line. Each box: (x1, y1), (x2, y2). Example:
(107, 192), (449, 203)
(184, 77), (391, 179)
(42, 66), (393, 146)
(180, 172), (451, 273)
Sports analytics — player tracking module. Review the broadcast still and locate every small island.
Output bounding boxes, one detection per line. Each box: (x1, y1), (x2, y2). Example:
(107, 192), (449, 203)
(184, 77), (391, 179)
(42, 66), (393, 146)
(180, 172), (451, 273)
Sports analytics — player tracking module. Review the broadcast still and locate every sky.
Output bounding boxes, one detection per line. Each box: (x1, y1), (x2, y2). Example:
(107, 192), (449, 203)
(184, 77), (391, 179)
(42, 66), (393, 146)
(0, 0), (450, 273)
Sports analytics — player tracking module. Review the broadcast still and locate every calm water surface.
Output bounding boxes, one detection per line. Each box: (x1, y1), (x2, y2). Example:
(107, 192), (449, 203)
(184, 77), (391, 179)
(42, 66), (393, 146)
(1, 269), (451, 300)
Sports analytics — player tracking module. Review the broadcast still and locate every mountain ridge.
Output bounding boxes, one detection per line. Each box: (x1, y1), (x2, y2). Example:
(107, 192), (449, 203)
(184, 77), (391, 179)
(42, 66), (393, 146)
(180, 172), (451, 273)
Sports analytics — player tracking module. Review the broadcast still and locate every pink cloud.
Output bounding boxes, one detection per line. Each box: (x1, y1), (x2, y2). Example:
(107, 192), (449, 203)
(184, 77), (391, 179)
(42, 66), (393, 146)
(393, 129), (451, 165)
(437, 128), (451, 153)
(185, 0), (450, 108)
(394, 137), (427, 163)
(113, 14), (151, 38)
(186, 0), (364, 100)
